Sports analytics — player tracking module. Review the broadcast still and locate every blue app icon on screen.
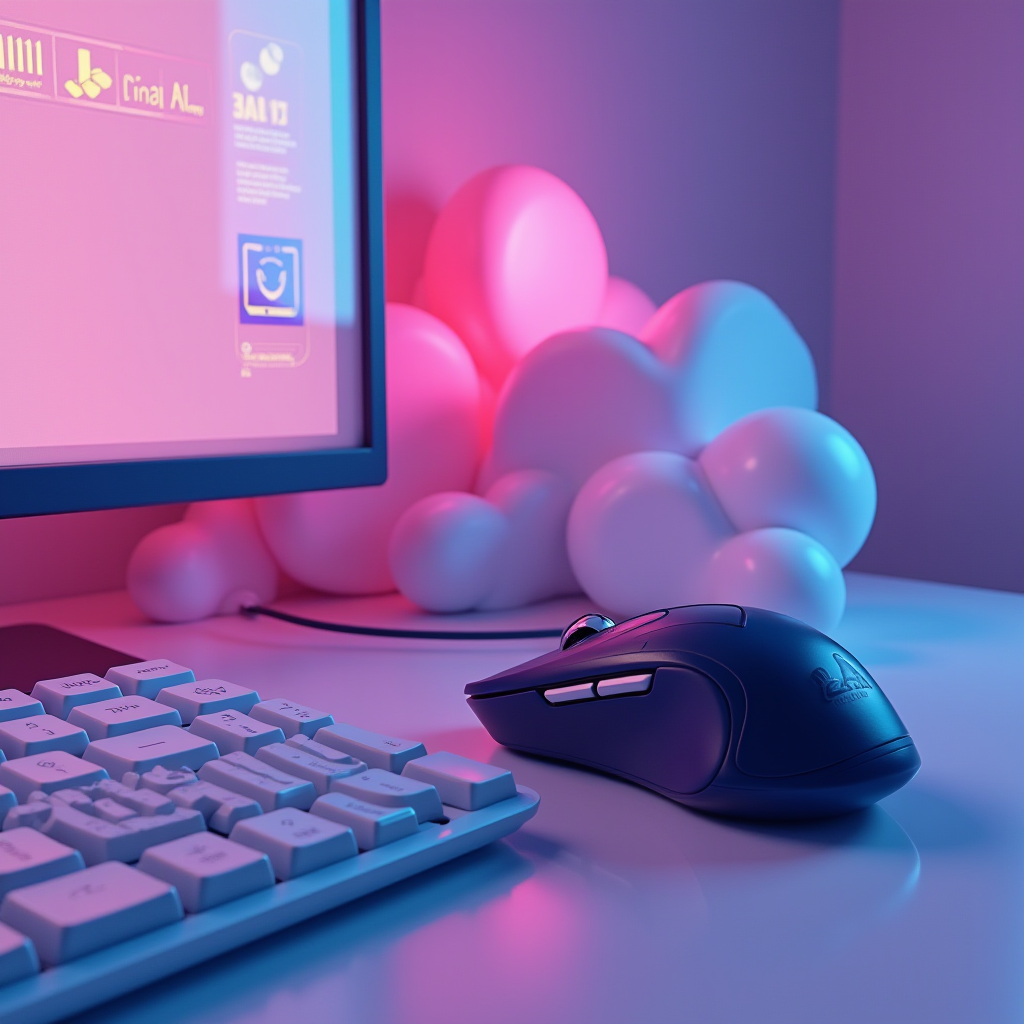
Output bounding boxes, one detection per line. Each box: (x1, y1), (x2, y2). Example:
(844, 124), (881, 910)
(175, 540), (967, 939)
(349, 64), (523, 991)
(239, 235), (304, 325)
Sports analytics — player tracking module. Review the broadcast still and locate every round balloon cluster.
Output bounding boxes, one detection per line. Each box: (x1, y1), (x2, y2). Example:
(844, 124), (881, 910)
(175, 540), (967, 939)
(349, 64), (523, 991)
(128, 166), (875, 633)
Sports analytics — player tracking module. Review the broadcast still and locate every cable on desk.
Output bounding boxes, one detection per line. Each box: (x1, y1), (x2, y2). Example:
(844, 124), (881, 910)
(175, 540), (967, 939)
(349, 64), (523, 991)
(241, 605), (564, 641)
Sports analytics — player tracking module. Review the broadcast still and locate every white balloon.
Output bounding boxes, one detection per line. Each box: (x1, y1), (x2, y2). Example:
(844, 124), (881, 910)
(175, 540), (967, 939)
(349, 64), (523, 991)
(478, 470), (577, 608)
(388, 492), (507, 613)
(567, 451), (735, 619)
(127, 521), (225, 623)
(391, 469), (578, 612)
(597, 276), (657, 337)
(699, 407), (876, 566)
(486, 327), (678, 492)
(702, 527), (845, 633)
(641, 280), (818, 453)
(127, 499), (277, 623)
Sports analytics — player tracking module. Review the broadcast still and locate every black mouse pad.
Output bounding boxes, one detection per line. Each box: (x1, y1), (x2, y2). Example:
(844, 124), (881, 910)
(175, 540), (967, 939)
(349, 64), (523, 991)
(0, 624), (142, 695)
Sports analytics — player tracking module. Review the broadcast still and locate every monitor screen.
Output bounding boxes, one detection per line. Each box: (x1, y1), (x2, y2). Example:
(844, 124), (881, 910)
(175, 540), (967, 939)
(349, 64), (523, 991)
(0, 0), (385, 516)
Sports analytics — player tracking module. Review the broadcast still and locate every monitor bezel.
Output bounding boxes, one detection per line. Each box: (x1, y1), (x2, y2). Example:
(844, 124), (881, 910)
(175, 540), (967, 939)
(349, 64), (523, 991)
(0, 0), (387, 519)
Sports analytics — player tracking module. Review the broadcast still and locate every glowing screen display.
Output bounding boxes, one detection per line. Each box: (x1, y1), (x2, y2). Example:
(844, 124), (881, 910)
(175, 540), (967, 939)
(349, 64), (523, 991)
(0, 0), (363, 468)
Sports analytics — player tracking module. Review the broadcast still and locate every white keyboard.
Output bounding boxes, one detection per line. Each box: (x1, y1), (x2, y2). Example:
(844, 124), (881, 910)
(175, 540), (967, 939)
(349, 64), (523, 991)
(0, 660), (539, 1024)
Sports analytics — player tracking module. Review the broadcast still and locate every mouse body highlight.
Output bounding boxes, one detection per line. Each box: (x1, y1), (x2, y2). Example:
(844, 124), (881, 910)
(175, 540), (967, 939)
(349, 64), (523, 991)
(465, 605), (920, 820)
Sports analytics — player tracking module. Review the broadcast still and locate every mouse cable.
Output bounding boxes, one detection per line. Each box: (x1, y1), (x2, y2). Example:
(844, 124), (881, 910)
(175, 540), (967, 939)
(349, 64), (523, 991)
(241, 604), (563, 641)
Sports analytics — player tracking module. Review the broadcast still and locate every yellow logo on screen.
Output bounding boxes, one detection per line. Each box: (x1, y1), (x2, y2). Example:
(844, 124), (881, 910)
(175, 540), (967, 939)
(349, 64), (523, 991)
(64, 48), (112, 99)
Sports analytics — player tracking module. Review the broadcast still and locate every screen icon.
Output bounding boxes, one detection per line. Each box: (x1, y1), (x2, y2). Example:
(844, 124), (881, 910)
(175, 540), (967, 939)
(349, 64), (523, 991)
(239, 235), (303, 324)
(64, 48), (112, 99)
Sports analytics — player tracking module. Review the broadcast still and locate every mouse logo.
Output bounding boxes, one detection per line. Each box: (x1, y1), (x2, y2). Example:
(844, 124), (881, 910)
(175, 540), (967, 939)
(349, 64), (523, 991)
(812, 655), (873, 705)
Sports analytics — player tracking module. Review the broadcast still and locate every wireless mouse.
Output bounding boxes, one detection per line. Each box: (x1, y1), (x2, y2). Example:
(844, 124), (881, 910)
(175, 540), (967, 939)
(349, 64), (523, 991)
(465, 605), (920, 819)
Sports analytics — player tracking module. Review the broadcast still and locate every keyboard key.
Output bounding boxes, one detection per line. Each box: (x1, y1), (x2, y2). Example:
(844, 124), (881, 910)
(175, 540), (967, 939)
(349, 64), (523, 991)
(285, 734), (367, 769)
(209, 801), (260, 835)
(88, 779), (174, 816)
(310, 793), (418, 850)
(139, 833), (274, 912)
(118, 809), (207, 851)
(31, 674), (122, 719)
(4, 803), (54, 831)
(68, 696), (181, 740)
(249, 699), (334, 738)
(198, 754), (316, 812)
(0, 920), (39, 985)
(17, 802), (118, 865)
(168, 781), (261, 835)
(32, 799), (203, 865)
(50, 789), (94, 814)
(83, 726), (218, 781)
(0, 690), (44, 724)
(132, 765), (198, 795)
(93, 798), (136, 824)
(255, 743), (364, 794)
(401, 752), (517, 810)
(0, 860), (183, 965)
(314, 723), (427, 773)
(230, 808), (357, 881)
(166, 781), (230, 820)
(156, 680), (259, 724)
(0, 785), (15, 820)
(0, 753), (108, 802)
(330, 769), (445, 823)
(106, 660), (195, 700)
(189, 711), (285, 755)
(0, 828), (84, 897)
(0, 716), (89, 759)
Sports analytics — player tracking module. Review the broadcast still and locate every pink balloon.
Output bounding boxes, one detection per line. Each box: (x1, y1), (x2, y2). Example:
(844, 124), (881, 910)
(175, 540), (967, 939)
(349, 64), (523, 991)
(702, 528), (846, 633)
(597, 276), (657, 337)
(423, 166), (608, 390)
(127, 499), (277, 623)
(255, 303), (482, 594)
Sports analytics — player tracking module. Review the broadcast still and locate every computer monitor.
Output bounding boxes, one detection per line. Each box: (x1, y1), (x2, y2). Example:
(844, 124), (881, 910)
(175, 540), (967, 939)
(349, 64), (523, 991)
(0, 0), (385, 518)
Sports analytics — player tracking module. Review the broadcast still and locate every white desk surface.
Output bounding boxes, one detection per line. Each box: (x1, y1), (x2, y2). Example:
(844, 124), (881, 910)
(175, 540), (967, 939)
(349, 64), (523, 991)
(1, 572), (1022, 1024)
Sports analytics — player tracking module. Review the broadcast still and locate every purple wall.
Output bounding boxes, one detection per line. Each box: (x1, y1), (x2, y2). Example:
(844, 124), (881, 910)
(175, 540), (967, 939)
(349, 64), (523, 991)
(833, 1), (1024, 592)
(381, 0), (842, 395)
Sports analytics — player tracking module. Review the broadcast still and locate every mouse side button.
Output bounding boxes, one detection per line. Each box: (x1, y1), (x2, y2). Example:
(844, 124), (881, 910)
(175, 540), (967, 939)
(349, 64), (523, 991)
(595, 674), (652, 697)
(543, 683), (595, 704)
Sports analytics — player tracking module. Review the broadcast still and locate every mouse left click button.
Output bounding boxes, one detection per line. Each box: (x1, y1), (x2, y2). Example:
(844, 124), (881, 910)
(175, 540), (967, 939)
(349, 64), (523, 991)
(543, 683), (595, 704)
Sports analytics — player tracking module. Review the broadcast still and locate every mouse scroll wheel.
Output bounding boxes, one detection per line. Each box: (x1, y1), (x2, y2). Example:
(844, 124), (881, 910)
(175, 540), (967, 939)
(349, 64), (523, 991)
(560, 613), (616, 650)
